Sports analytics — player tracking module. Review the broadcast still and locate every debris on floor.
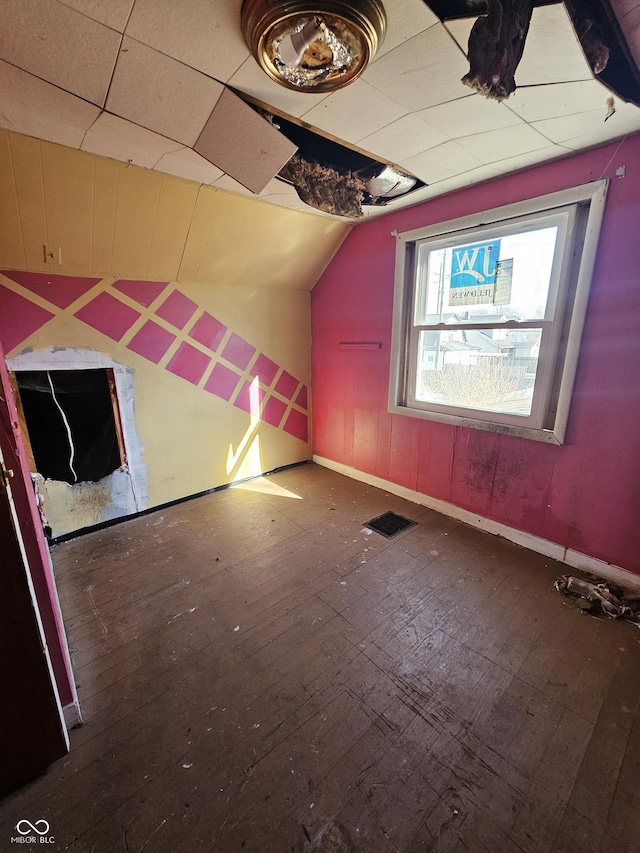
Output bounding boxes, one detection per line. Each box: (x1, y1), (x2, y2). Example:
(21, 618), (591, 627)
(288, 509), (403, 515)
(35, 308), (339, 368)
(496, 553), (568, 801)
(554, 574), (640, 623)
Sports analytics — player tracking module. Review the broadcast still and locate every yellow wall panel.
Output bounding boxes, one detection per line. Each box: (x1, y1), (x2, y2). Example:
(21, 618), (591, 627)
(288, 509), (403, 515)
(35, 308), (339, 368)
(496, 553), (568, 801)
(9, 134), (47, 271)
(177, 187), (223, 282)
(0, 132), (350, 287)
(111, 164), (161, 279)
(147, 176), (199, 281)
(180, 185), (350, 290)
(41, 143), (94, 274)
(91, 157), (119, 275)
(0, 130), (26, 270)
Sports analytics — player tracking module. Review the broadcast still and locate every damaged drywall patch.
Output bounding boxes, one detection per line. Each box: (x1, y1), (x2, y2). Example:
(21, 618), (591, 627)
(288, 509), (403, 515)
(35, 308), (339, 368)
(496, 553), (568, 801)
(8, 347), (148, 535)
(39, 470), (141, 538)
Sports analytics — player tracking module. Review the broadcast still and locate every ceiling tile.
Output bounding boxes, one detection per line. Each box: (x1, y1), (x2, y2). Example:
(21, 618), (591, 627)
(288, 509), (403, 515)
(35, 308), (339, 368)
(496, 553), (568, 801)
(106, 37), (225, 146)
(456, 123), (552, 165)
(417, 94), (523, 138)
(532, 101), (640, 145)
(213, 174), (258, 198)
(58, 0), (134, 31)
(516, 4), (592, 85)
(491, 145), (568, 174)
(195, 88), (296, 195)
(556, 119), (640, 151)
(443, 17), (473, 52)
(505, 79), (615, 123)
(81, 112), (183, 168)
(401, 140), (483, 184)
(446, 5), (591, 88)
(153, 147), (224, 185)
(125, 0), (248, 82)
(358, 113), (449, 163)
(0, 0), (121, 106)
(258, 178), (328, 215)
(373, 0), (439, 59)
(365, 24), (470, 111)
(300, 80), (406, 144)
(228, 58), (331, 119)
(404, 163), (502, 199)
(0, 61), (100, 148)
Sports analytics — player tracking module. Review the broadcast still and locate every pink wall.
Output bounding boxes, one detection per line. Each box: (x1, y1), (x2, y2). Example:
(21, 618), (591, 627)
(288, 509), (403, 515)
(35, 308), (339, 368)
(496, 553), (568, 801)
(312, 133), (640, 576)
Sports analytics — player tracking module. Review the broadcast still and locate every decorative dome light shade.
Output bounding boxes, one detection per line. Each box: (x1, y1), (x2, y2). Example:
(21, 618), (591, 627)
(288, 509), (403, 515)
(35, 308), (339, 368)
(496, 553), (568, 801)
(241, 0), (386, 93)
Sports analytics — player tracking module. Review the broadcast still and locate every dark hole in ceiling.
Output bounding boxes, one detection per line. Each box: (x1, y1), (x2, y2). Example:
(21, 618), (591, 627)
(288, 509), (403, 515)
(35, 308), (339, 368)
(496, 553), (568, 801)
(364, 511), (418, 538)
(236, 92), (425, 216)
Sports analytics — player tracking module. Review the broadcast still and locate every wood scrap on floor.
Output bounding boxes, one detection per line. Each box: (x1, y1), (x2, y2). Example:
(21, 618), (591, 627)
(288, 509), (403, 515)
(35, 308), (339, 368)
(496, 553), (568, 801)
(554, 574), (640, 622)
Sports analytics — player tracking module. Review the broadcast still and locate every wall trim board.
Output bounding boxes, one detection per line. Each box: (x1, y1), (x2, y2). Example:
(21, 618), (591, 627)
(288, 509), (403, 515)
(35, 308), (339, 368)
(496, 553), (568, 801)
(313, 455), (640, 591)
(63, 701), (82, 730)
(49, 459), (312, 543)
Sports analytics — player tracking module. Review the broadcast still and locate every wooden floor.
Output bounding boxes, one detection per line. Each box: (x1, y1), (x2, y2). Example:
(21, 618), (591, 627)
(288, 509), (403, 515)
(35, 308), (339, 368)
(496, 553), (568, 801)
(1, 462), (639, 852)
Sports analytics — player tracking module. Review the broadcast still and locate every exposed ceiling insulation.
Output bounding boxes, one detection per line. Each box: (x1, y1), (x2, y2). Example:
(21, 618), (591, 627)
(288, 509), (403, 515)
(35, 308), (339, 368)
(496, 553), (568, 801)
(0, 0), (639, 220)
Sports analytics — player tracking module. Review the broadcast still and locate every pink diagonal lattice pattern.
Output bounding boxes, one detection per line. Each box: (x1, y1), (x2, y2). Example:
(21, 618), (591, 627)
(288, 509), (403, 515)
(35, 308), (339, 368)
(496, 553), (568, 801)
(75, 293), (141, 341)
(1, 270), (101, 309)
(113, 279), (169, 308)
(167, 342), (211, 385)
(0, 284), (55, 354)
(189, 312), (227, 352)
(127, 320), (176, 364)
(156, 290), (198, 330)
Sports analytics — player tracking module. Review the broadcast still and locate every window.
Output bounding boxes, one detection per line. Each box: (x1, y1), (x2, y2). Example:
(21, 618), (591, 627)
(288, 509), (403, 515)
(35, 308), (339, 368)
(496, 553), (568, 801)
(15, 369), (126, 484)
(389, 181), (608, 444)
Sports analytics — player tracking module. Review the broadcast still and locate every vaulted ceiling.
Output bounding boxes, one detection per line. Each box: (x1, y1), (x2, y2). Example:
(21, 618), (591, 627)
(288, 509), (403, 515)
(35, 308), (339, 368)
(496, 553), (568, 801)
(1, 0), (639, 220)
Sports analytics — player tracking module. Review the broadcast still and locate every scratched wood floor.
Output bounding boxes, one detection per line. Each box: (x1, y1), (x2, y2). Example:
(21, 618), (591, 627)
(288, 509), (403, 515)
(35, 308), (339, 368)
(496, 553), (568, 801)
(1, 462), (639, 852)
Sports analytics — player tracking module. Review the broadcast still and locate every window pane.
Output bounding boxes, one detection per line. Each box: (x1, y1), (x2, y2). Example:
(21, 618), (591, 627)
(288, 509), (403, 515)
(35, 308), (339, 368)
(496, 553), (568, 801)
(415, 227), (558, 325)
(415, 329), (543, 416)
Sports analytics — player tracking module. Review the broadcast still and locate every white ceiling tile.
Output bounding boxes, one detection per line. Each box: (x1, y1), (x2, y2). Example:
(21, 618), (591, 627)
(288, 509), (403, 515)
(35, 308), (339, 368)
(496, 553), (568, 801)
(81, 112), (183, 168)
(443, 17), (473, 53)
(0, 0), (121, 106)
(213, 174), (256, 197)
(106, 38), (225, 146)
(401, 140), (484, 184)
(531, 100), (640, 143)
(0, 61), (101, 148)
(491, 145), (569, 174)
(373, 0), (439, 59)
(154, 147), (224, 185)
(517, 4), (592, 85)
(505, 79), (615, 123)
(417, 94), (523, 138)
(446, 5), (592, 87)
(358, 114), (449, 163)
(58, 0), (134, 32)
(386, 164), (502, 208)
(365, 24), (470, 111)
(456, 123), (552, 165)
(300, 80), (406, 144)
(125, 0), (248, 82)
(228, 58), (330, 119)
(557, 121), (640, 152)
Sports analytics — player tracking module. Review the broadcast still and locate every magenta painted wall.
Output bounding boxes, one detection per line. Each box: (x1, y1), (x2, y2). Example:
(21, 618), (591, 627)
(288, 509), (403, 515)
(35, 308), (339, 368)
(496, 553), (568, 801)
(312, 133), (640, 576)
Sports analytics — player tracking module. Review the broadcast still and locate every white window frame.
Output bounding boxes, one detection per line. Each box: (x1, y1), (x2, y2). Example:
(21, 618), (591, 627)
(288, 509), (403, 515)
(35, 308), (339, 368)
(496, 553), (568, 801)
(388, 180), (609, 445)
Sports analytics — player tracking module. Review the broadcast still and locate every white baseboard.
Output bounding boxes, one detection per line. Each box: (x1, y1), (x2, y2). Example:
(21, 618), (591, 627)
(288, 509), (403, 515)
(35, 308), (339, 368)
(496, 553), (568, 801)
(313, 455), (640, 591)
(63, 701), (83, 730)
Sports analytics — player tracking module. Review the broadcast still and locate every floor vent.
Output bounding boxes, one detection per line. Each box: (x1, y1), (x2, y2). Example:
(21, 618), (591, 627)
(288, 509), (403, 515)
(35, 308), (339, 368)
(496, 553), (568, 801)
(364, 511), (417, 538)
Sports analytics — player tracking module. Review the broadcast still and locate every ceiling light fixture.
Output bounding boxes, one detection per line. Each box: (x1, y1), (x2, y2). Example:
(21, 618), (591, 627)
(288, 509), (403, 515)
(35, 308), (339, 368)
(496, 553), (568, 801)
(241, 0), (386, 93)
